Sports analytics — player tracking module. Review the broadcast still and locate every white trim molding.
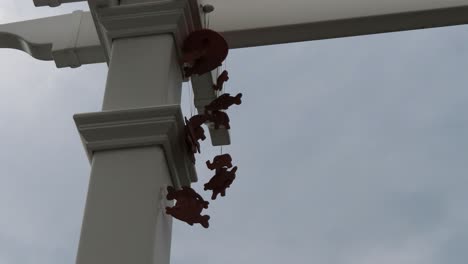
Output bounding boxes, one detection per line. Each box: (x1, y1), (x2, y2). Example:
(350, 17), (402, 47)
(73, 105), (197, 188)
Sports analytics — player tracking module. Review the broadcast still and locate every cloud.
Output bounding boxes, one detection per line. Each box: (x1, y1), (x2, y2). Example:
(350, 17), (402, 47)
(0, 2), (467, 264)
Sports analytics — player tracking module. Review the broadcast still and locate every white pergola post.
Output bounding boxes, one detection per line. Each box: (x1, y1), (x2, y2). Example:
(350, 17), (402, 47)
(72, 1), (200, 263)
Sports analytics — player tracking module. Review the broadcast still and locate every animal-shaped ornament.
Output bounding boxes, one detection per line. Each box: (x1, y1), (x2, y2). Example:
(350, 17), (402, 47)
(204, 166), (238, 200)
(184, 116), (207, 163)
(182, 29), (229, 77)
(189, 114), (209, 128)
(205, 93), (242, 112)
(208, 110), (230, 129)
(165, 186), (210, 228)
(187, 115), (208, 142)
(213, 70), (229, 91)
(206, 154), (233, 170)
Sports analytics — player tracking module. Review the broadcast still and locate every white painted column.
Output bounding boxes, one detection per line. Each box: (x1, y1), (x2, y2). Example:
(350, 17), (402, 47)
(73, 1), (201, 263)
(76, 147), (173, 264)
(101, 35), (182, 110)
(74, 30), (197, 264)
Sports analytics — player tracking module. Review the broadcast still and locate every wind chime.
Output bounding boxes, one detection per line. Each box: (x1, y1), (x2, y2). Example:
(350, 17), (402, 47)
(165, 6), (242, 228)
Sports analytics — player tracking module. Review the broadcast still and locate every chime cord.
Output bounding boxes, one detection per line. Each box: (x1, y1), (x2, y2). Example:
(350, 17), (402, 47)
(219, 57), (228, 155)
(203, 8), (226, 155)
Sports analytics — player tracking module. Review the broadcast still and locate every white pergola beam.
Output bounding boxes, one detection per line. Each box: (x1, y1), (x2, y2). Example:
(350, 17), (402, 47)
(0, 10), (105, 68)
(33, 0), (86, 7)
(222, 5), (468, 49)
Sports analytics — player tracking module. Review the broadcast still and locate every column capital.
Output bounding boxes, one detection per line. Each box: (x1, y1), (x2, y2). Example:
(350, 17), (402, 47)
(89, 0), (203, 63)
(74, 105), (197, 187)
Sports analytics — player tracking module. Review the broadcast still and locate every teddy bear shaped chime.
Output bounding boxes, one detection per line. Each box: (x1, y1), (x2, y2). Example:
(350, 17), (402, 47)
(205, 154), (237, 200)
(166, 27), (243, 228)
(165, 186), (210, 228)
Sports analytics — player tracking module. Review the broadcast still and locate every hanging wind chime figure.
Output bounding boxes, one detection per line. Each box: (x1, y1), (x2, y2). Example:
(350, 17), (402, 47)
(206, 154), (233, 170)
(213, 70), (229, 91)
(204, 166), (238, 200)
(182, 29), (229, 77)
(207, 110), (230, 129)
(205, 93), (243, 112)
(174, 13), (243, 227)
(184, 114), (209, 162)
(165, 186), (210, 228)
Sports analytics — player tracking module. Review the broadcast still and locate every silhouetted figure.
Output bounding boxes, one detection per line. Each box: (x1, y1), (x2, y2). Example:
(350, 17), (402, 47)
(204, 166), (237, 200)
(208, 110), (230, 129)
(182, 49), (206, 67)
(166, 186), (210, 228)
(189, 114), (209, 128)
(184, 117), (207, 163)
(213, 70), (229, 91)
(206, 154), (233, 170)
(182, 29), (229, 77)
(205, 93), (242, 112)
(186, 116), (207, 142)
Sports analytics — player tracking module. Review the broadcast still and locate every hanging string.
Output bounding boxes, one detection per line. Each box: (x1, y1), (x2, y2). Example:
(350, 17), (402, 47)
(219, 55), (228, 155)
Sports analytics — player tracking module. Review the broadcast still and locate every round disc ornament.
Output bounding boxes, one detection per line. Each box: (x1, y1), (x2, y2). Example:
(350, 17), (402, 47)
(182, 29), (229, 77)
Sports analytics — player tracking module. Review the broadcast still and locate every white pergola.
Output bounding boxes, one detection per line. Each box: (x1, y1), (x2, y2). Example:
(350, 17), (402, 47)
(1, 0), (468, 263)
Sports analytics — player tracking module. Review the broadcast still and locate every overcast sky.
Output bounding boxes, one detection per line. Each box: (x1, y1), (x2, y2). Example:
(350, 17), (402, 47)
(0, 1), (468, 264)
